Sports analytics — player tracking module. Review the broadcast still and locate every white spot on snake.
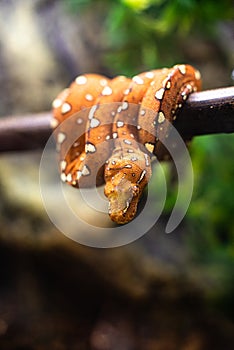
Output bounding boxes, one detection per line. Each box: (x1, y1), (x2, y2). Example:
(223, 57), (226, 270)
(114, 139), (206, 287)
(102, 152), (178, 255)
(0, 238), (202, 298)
(137, 125), (141, 130)
(102, 86), (113, 96)
(178, 65), (186, 75)
(123, 202), (130, 214)
(113, 132), (118, 139)
(60, 160), (67, 171)
(117, 106), (122, 113)
(130, 133), (135, 138)
(144, 154), (150, 167)
(132, 75), (144, 85)
(124, 164), (132, 168)
(106, 135), (111, 140)
(57, 132), (66, 144)
(158, 111), (165, 123)
(127, 149), (134, 153)
(137, 170), (147, 184)
(73, 141), (80, 147)
(145, 71), (155, 79)
(155, 88), (165, 100)
(145, 143), (154, 153)
(195, 70), (201, 81)
(85, 143), (96, 153)
(66, 173), (72, 182)
(82, 165), (91, 176)
(52, 99), (62, 109)
(162, 78), (171, 89)
(166, 81), (171, 89)
(61, 102), (72, 114)
(75, 75), (87, 85)
(90, 118), (100, 128)
(140, 109), (146, 116)
(76, 117), (83, 124)
(85, 94), (94, 101)
(121, 101), (129, 110)
(124, 88), (131, 95)
(50, 118), (59, 129)
(77, 171), (82, 180)
(131, 156), (138, 161)
(117, 120), (124, 128)
(88, 105), (98, 119)
(60, 173), (67, 182)
(124, 139), (132, 145)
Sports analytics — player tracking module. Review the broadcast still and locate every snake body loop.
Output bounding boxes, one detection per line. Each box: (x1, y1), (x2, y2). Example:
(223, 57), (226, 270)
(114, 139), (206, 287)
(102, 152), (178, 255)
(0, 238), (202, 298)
(52, 65), (201, 224)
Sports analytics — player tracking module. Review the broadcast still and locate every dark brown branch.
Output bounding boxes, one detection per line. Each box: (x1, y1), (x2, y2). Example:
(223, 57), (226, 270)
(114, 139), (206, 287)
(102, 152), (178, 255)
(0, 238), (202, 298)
(174, 86), (234, 136)
(0, 112), (52, 152)
(0, 87), (233, 152)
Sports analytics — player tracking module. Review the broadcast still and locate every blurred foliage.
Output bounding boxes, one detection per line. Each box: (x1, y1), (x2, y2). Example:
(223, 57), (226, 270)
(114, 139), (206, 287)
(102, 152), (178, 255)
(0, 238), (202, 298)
(188, 135), (234, 319)
(188, 135), (234, 270)
(65, 0), (234, 74)
(159, 134), (234, 318)
(189, 134), (234, 252)
(160, 134), (234, 260)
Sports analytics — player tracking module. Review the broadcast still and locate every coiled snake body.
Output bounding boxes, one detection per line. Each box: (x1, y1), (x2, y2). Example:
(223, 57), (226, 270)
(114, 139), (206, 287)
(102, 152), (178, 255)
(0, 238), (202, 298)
(52, 65), (201, 224)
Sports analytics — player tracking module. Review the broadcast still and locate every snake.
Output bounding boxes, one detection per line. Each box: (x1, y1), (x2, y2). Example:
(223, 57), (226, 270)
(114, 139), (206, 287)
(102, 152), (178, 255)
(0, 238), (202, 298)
(51, 64), (201, 224)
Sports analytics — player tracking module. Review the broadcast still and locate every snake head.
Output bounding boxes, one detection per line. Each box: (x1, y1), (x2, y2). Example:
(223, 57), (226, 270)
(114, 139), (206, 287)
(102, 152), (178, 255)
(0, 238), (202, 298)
(105, 174), (140, 224)
(104, 154), (151, 224)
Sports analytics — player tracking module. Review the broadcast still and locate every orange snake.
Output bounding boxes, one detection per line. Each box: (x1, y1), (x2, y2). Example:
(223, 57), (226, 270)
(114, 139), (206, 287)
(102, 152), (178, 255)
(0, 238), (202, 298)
(52, 64), (201, 224)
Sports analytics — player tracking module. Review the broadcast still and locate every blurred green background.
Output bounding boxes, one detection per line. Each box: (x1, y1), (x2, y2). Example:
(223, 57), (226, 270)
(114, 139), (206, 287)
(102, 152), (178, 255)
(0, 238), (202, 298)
(66, 0), (234, 74)
(0, 0), (233, 349)
(64, 0), (234, 319)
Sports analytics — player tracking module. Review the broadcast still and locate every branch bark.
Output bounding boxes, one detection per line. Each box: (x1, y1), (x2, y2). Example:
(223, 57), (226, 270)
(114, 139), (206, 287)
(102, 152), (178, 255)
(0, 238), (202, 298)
(0, 112), (52, 152)
(0, 87), (233, 152)
(174, 86), (234, 136)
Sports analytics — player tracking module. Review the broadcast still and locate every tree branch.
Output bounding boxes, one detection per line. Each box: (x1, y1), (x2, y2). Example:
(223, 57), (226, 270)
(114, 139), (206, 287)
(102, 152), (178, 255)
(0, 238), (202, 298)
(174, 86), (234, 136)
(0, 87), (233, 152)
